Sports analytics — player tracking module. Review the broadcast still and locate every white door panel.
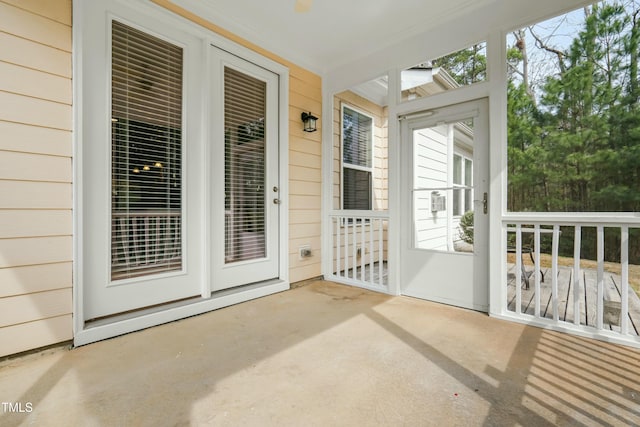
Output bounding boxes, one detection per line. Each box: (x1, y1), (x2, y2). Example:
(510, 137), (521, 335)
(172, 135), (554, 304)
(210, 47), (280, 290)
(400, 99), (489, 312)
(83, 17), (204, 320)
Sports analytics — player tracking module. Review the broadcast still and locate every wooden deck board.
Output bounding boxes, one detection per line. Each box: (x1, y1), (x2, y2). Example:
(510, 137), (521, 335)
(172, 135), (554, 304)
(507, 264), (640, 337)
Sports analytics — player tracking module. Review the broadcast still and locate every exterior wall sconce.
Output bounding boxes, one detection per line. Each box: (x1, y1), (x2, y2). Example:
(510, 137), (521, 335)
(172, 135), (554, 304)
(301, 112), (318, 132)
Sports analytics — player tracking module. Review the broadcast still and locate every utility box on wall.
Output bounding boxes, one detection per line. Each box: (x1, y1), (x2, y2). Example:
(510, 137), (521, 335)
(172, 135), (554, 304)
(430, 191), (446, 212)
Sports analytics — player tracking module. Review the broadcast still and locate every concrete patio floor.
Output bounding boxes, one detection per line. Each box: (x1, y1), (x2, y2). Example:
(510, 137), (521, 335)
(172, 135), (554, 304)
(1, 281), (639, 426)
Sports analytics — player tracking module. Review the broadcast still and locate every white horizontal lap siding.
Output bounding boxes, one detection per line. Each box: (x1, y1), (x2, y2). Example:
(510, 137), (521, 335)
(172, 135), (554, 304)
(413, 125), (449, 251)
(0, 0), (73, 357)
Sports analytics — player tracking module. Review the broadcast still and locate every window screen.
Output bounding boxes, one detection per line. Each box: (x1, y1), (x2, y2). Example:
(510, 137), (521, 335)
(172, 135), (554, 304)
(110, 20), (183, 281)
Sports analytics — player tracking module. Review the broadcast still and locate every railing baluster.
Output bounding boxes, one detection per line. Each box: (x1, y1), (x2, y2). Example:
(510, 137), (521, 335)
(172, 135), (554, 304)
(360, 217), (366, 282)
(534, 224), (541, 318)
(336, 217), (341, 278)
(369, 218), (375, 286)
(144, 217), (150, 265)
(596, 226), (604, 330)
(328, 212), (388, 289)
(504, 218), (638, 344)
(121, 217), (130, 265)
(351, 219), (357, 279)
(573, 225), (582, 326)
(155, 217), (161, 262)
(621, 226), (629, 335)
(378, 219), (383, 286)
(515, 224), (522, 314)
(344, 219), (349, 279)
(552, 225), (559, 321)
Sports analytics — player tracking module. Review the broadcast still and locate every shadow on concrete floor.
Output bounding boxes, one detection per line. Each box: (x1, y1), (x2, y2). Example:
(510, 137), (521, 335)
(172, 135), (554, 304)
(1, 280), (639, 426)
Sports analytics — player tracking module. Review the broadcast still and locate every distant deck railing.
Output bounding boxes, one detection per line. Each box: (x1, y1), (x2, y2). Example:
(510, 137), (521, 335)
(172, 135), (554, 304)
(503, 214), (640, 345)
(111, 210), (182, 280)
(328, 210), (389, 290)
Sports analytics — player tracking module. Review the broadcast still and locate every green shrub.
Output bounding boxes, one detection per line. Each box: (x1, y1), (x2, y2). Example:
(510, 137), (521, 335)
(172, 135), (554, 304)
(459, 210), (474, 244)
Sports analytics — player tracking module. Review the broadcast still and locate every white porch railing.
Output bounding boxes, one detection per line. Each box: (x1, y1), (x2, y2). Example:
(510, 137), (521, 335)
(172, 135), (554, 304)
(328, 210), (389, 290)
(111, 210), (182, 280)
(503, 214), (640, 345)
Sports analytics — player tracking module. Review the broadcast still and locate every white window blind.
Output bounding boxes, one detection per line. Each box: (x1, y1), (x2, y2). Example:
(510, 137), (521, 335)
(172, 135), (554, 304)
(224, 67), (268, 263)
(342, 105), (373, 210)
(110, 20), (184, 280)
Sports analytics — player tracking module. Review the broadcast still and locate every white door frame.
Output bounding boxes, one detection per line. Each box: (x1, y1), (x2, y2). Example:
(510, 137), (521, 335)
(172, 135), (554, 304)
(73, 0), (290, 346)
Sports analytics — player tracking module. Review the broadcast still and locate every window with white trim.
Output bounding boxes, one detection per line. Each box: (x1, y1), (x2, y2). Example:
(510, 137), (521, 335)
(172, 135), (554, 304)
(453, 154), (473, 216)
(342, 105), (373, 210)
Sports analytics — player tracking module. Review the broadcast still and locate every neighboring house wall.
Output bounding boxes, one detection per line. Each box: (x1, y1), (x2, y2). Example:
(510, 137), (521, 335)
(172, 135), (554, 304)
(0, 0), (73, 356)
(152, 1), (323, 284)
(414, 125), (450, 251)
(413, 124), (475, 252)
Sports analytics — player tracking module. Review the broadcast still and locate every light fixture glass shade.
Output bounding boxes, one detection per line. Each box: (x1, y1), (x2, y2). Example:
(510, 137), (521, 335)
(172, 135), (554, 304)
(301, 112), (318, 132)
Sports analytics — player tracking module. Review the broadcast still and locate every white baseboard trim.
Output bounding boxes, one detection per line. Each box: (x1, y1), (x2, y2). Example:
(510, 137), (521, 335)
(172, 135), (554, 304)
(74, 280), (289, 347)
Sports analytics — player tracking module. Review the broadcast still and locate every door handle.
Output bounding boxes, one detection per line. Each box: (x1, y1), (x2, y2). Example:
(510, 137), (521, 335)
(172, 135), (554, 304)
(474, 192), (488, 214)
(482, 192), (487, 214)
(273, 198), (281, 205)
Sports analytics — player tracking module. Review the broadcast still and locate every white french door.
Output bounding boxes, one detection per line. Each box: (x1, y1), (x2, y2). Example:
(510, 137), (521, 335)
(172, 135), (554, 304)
(210, 47), (280, 290)
(83, 18), (204, 320)
(400, 99), (489, 312)
(83, 22), (282, 321)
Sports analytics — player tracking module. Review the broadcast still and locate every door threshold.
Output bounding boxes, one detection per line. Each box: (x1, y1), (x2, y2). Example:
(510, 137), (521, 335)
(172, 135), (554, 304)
(75, 279), (289, 347)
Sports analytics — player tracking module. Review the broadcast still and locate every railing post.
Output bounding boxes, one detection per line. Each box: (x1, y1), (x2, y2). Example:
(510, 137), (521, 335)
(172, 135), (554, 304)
(534, 224), (541, 318)
(360, 217), (366, 282)
(336, 217), (341, 278)
(378, 219), (383, 287)
(621, 226), (629, 335)
(596, 226), (604, 330)
(573, 225), (582, 326)
(552, 225), (559, 321)
(369, 218), (375, 286)
(515, 223), (522, 314)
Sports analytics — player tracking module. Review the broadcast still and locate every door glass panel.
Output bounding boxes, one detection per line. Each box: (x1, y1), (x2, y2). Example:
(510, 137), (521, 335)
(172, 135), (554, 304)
(111, 21), (183, 281)
(412, 118), (475, 253)
(224, 67), (267, 263)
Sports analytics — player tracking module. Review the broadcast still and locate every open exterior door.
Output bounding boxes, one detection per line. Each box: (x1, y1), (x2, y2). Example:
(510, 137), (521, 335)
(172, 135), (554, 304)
(400, 99), (489, 312)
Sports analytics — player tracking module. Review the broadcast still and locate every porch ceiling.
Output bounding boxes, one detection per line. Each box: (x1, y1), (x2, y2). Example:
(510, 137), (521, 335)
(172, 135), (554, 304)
(170, 0), (496, 74)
